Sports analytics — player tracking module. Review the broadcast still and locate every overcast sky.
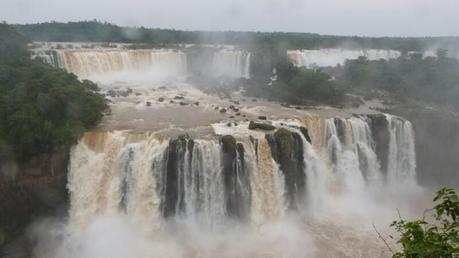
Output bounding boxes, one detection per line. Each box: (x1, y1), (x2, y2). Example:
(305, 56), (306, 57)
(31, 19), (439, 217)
(1, 0), (458, 37)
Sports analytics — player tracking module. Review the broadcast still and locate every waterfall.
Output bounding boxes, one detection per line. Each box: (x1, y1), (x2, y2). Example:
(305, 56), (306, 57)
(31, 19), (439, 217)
(35, 49), (188, 82)
(212, 49), (251, 79)
(67, 114), (417, 230)
(287, 49), (401, 68)
(32, 46), (253, 80)
(386, 114), (417, 185)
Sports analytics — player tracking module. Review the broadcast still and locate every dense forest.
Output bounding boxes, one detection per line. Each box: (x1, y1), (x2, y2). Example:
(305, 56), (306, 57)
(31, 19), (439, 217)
(328, 51), (459, 110)
(14, 21), (459, 52)
(0, 23), (108, 162)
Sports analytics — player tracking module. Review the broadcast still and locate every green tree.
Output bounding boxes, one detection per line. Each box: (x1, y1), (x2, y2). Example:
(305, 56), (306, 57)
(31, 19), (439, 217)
(391, 188), (459, 258)
(0, 23), (108, 161)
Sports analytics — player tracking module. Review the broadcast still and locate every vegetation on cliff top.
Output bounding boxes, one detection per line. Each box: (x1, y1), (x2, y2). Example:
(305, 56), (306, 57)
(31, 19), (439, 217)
(244, 61), (343, 105)
(390, 188), (458, 258)
(14, 21), (459, 52)
(329, 52), (459, 111)
(0, 23), (108, 162)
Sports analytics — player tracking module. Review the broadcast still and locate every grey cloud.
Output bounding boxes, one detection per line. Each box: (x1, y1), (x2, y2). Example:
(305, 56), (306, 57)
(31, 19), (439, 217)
(0, 0), (458, 36)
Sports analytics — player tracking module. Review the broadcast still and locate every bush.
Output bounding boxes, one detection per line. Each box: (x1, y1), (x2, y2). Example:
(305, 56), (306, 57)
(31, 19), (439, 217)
(391, 188), (459, 258)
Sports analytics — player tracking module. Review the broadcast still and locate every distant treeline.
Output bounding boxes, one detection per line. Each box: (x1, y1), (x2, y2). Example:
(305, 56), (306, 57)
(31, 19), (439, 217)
(14, 20), (459, 52)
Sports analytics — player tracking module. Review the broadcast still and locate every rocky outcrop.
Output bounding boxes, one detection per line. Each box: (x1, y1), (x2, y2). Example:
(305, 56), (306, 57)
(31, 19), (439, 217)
(220, 135), (251, 220)
(266, 128), (306, 210)
(391, 106), (459, 189)
(161, 135), (193, 218)
(367, 114), (390, 175)
(248, 121), (276, 131)
(334, 118), (347, 144)
(299, 126), (312, 143)
(0, 151), (69, 248)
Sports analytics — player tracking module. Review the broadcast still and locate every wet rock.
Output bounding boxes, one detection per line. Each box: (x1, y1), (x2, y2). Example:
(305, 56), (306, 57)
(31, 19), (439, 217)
(161, 135), (194, 217)
(107, 89), (117, 98)
(229, 116), (234, 118)
(146, 101), (151, 107)
(367, 114), (390, 175)
(258, 116), (267, 120)
(169, 100), (175, 104)
(281, 103), (290, 108)
(179, 102), (188, 106)
(227, 122), (232, 127)
(119, 88), (132, 97)
(220, 108), (227, 113)
(220, 135), (250, 220)
(174, 96), (184, 100)
(235, 113), (241, 116)
(194, 102), (200, 106)
(135, 92), (141, 96)
(334, 118), (347, 143)
(158, 97), (165, 102)
(248, 121), (275, 131)
(265, 128), (305, 210)
(299, 127), (312, 143)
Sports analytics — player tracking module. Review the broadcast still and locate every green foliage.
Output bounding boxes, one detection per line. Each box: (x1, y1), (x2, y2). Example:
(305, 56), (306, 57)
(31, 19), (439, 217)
(0, 23), (108, 161)
(243, 61), (342, 105)
(276, 61), (342, 104)
(0, 22), (29, 64)
(15, 21), (459, 52)
(336, 54), (459, 110)
(391, 188), (459, 258)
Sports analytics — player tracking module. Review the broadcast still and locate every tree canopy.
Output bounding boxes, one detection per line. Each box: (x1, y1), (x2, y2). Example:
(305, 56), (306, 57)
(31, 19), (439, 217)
(0, 23), (108, 161)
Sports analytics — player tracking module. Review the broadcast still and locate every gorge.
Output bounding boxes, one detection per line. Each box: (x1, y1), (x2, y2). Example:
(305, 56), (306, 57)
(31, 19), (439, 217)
(16, 44), (430, 258)
(1, 36), (457, 257)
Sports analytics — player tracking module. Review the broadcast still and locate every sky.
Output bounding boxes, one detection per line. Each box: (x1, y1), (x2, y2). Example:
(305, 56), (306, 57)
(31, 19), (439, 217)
(1, 0), (458, 37)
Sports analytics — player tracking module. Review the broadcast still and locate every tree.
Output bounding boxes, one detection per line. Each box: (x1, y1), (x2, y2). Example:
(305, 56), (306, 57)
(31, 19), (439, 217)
(0, 23), (108, 161)
(391, 188), (459, 258)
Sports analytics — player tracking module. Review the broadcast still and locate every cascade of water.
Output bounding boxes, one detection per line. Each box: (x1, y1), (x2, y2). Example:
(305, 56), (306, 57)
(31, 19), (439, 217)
(161, 138), (227, 227)
(322, 117), (383, 194)
(44, 49), (188, 80)
(386, 114), (417, 185)
(192, 140), (226, 226)
(348, 117), (381, 184)
(212, 49), (251, 79)
(287, 49), (401, 68)
(67, 114), (417, 232)
(246, 138), (286, 224)
(68, 132), (166, 228)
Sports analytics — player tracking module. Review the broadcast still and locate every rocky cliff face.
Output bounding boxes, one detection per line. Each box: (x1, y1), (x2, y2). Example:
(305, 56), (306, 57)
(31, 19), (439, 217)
(0, 151), (69, 247)
(391, 105), (459, 189)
